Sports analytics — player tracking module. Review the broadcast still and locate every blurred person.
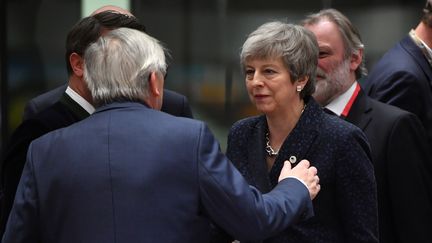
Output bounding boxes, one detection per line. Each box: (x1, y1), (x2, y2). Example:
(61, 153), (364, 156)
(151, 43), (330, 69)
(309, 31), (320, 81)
(0, 10), (162, 236)
(2, 27), (320, 243)
(303, 8), (432, 243)
(362, 0), (432, 151)
(22, 5), (193, 120)
(214, 21), (378, 243)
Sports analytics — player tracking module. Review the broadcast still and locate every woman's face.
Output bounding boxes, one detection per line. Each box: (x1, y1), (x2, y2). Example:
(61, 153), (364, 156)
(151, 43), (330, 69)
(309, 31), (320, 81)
(245, 57), (301, 115)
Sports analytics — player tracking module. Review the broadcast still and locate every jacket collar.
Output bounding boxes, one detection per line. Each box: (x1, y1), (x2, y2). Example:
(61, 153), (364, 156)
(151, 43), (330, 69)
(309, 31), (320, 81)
(59, 92), (90, 120)
(345, 89), (373, 131)
(94, 101), (151, 114)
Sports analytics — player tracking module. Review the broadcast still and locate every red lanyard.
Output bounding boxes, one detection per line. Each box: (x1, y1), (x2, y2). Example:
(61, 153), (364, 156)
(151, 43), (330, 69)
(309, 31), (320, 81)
(341, 82), (360, 118)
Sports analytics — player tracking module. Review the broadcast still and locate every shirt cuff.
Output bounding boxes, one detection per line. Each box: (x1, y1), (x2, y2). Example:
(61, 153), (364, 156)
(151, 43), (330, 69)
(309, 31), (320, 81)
(286, 176), (308, 189)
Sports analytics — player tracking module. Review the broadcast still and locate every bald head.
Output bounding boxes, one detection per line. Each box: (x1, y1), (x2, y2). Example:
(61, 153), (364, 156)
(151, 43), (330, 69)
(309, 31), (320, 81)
(91, 5), (133, 17)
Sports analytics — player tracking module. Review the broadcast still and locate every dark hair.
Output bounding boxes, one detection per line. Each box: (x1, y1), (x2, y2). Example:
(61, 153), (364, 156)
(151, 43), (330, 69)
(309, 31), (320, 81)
(65, 11), (146, 75)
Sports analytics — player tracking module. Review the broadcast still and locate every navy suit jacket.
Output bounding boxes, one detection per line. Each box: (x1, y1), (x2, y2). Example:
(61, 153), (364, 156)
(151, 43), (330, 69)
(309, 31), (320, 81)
(2, 102), (313, 243)
(23, 84), (194, 120)
(362, 35), (432, 151)
(345, 89), (432, 243)
(225, 98), (378, 243)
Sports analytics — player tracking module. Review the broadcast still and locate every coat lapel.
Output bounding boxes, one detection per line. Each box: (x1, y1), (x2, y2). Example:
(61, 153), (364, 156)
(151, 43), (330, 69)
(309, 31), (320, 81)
(268, 98), (320, 187)
(345, 89), (373, 131)
(246, 117), (273, 192)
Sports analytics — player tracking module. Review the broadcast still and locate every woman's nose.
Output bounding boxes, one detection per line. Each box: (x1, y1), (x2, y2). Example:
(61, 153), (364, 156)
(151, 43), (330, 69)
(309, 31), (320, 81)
(250, 73), (264, 86)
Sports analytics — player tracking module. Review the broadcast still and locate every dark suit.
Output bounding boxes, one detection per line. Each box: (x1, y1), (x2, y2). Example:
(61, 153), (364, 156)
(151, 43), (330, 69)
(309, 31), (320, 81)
(23, 84), (193, 120)
(345, 89), (432, 243)
(224, 97), (378, 243)
(362, 35), (432, 151)
(2, 102), (313, 243)
(0, 93), (87, 236)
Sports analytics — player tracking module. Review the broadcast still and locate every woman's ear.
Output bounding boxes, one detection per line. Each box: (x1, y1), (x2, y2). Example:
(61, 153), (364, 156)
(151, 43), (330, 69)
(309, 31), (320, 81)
(70, 53), (84, 77)
(296, 75), (309, 87)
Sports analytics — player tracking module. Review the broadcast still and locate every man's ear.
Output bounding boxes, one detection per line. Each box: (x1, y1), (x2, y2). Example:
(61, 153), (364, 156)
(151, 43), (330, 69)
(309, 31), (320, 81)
(147, 72), (164, 110)
(148, 72), (162, 97)
(350, 48), (363, 72)
(70, 53), (84, 77)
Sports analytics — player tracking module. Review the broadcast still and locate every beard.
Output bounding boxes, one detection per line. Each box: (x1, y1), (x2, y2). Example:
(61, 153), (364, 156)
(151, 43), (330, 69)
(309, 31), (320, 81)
(313, 59), (351, 106)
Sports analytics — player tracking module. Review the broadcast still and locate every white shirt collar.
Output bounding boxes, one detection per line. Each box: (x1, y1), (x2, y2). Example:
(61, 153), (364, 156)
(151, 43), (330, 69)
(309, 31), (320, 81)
(419, 37), (432, 59)
(65, 86), (95, 114)
(325, 82), (357, 116)
(409, 29), (432, 66)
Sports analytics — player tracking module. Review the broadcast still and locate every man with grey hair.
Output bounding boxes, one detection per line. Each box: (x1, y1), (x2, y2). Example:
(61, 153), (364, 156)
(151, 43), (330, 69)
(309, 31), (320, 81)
(2, 27), (320, 243)
(303, 8), (432, 243)
(363, 0), (432, 152)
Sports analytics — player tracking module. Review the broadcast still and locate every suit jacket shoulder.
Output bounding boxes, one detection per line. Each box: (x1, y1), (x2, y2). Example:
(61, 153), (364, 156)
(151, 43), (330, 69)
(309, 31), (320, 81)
(364, 36), (429, 89)
(364, 36), (431, 100)
(362, 34), (432, 152)
(161, 89), (194, 118)
(23, 84), (67, 120)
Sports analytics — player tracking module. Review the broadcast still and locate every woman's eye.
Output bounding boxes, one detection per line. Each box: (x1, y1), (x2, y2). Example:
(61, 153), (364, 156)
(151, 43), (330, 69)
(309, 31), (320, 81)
(264, 69), (276, 74)
(245, 69), (254, 78)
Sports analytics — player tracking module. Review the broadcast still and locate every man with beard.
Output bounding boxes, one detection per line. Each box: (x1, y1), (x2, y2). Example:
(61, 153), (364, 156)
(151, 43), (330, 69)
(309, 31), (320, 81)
(303, 9), (432, 243)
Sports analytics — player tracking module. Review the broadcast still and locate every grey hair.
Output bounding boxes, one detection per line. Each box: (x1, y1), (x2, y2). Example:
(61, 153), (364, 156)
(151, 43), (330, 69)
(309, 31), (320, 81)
(240, 21), (319, 98)
(83, 27), (167, 107)
(301, 8), (367, 79)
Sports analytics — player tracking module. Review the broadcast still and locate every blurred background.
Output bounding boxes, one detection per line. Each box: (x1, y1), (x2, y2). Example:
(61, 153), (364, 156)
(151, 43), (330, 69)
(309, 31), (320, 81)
(0, 0), (425, 156)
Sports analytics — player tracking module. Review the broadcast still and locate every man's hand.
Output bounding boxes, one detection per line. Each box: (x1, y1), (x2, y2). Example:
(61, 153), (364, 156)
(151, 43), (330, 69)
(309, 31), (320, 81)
(278, 159), (320, 200)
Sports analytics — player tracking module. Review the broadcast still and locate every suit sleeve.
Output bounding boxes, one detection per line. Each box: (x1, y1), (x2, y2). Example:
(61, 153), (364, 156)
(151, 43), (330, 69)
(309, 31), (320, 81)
(2, 143), (40, 243)
(208, 125), (246, 243)
(335, 129), (379, 243)
(386, 113), (432, 242)
(196, 124), (313, 241)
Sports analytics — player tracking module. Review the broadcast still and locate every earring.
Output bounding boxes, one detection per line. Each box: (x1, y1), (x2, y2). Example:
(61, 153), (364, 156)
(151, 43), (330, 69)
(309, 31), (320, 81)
(296, 85), (302, 92)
